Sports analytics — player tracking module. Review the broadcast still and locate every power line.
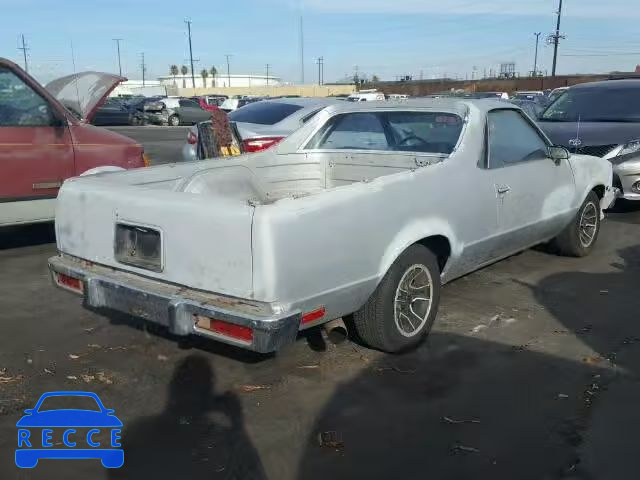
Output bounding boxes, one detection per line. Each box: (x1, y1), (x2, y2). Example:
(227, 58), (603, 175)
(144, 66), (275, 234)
(185, 20), (196, 89)
(225, 54), (233, 88)
(113, 38), (123, 76)
(18, 34), (29, 72)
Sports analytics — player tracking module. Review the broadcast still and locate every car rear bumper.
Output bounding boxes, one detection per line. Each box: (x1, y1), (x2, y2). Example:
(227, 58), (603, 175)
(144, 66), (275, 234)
(48, 255), (301, 353)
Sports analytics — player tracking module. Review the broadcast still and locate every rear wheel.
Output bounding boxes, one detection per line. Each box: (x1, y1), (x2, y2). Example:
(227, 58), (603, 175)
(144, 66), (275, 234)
(168, 115), (180, 126)
(550, 191), (601, 257)
(353, 245), (441, 353)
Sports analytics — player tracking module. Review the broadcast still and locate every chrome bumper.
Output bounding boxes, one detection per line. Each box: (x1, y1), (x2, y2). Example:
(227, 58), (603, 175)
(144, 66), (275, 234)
(48, 255), (301, 353)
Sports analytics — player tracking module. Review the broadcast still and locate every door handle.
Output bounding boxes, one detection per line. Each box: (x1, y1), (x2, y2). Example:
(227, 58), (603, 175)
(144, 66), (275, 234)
(497, 185), (511, 195)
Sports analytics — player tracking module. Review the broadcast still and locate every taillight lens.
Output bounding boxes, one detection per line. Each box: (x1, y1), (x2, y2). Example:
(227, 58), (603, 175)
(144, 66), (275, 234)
(142, 153), (151, 167)
(187, 131), (198, 145)
(55, 273), (83, 294)
(195, 315), (253, 343)
(242, 136), (285, 153)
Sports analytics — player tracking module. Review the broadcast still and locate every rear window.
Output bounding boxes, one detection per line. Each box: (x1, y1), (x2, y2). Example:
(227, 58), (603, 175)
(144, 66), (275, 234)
(229, 102), (303, 125)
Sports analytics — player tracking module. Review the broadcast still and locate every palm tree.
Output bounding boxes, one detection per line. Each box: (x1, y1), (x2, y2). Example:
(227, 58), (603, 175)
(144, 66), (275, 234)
(180, 65), (188, 88)
(170, 65), (179, 86)
(210, 66), (217, 87)
(200, 69), (209, 88)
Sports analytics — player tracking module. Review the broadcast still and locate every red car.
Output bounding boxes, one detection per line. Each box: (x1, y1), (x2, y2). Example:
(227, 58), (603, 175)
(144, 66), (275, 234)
(0, 58), (148, 227)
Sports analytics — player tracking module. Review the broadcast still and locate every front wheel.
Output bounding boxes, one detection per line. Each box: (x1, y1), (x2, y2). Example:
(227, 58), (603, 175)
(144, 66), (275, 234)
(550, 191), (601, 257)
(168, 115), (180, 126)
(353, 245), (441, 353)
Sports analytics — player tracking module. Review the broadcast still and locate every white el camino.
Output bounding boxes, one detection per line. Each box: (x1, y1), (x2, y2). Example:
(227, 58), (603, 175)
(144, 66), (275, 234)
(49, 99), (616, 353)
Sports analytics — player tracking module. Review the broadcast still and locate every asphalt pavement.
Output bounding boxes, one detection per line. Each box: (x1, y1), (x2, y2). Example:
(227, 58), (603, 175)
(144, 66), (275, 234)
(1, 173), (640, 477)
(107, 126), (189, 165)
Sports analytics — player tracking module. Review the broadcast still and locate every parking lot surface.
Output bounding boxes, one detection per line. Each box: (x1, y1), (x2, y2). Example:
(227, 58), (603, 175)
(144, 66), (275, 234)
(0, 203), (639, 479)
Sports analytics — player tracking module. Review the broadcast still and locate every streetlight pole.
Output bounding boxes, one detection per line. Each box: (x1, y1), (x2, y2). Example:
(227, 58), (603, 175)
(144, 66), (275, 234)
(185, 20), (196, 88)
(265, 63), (271, 86)
(533, 32), (541, 77)
(225, 54), (233, 88)
(113, 38), (123, 76)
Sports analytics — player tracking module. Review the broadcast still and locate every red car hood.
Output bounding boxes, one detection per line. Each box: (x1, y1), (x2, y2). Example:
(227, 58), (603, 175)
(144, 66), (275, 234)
(45, 72), (126, 122)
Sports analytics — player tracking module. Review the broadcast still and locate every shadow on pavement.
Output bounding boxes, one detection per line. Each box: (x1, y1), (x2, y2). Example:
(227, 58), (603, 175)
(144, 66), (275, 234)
(295, 245), (640, 480)
(110, 354), (267, 480)
(0, 223), (55, 250)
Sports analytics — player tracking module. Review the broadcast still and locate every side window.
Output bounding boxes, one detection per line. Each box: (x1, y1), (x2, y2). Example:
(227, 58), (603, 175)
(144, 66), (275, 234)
(487, 110), (548, 168)
(179, 99), (198, 108)
(0, 67), (55, 127)
(309, 113), (389, 151)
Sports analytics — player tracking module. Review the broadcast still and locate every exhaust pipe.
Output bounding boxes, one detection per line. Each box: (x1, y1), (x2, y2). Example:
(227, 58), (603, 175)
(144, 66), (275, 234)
(323, 318), (348, 345)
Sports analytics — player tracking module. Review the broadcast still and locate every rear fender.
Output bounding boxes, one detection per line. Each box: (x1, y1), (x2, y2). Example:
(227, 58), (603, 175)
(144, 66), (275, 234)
(378, 218), (459, 283)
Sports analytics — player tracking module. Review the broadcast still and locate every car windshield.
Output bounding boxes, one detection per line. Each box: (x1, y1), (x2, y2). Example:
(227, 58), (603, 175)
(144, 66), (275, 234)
(38, 395), (101, 412)
(229, 102), (304, 125)
(541, 86), (640, 122)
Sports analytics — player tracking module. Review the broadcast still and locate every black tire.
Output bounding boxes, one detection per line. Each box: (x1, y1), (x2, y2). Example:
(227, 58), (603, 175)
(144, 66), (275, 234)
(353, 244), (441, 353)
(550, 191), (601, 257)
(168, 115), (180, 126)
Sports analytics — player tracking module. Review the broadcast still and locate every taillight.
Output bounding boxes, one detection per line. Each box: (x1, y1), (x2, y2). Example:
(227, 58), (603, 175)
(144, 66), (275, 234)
(187, 131), (198, 145)
(55, 273), (83, 294)
(142, 153), (151, 167)
(242, 136), (285, 153)
(194, 315), (253, 343)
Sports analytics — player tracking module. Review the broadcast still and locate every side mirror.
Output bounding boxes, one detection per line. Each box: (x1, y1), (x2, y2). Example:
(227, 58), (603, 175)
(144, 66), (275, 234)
(548, 145), (570, 164)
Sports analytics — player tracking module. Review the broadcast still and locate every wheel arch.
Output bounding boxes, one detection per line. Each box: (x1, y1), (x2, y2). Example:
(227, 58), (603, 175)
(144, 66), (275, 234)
(377, 219), (459, 283)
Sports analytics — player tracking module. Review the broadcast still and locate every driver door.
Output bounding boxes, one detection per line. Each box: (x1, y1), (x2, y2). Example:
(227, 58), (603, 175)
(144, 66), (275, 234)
(485, 109), (576, 255)
(0, 64), (74, 226)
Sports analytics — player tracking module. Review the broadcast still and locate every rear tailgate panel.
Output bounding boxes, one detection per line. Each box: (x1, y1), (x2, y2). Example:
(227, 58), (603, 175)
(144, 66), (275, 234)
(55, 177), (255, 298)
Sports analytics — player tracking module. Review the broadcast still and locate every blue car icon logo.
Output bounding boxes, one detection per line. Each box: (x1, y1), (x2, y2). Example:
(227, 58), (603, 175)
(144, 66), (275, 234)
(15, 391), (124, 468)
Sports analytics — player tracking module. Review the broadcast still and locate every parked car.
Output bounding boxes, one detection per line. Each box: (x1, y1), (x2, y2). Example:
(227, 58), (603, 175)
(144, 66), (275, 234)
(182, 97), (340, 161)
(509, 99), (546, 120)
(49, 99), (614, 354)
(512, 91), (550, 108)
(92, 97), (133, 126)
(547, 87), (568, 104)
(165, 98), (212, 126)
(0, 58), (148, 227)
(467, 91), (510, 100)
(191, 96), (220, 112)
(538, 79), (640, 201)
(347, 90), (386, 102)
(219, 97), (260, 113)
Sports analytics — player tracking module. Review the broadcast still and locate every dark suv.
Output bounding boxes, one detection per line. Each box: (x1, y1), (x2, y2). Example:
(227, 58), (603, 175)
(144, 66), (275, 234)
(538, 80), (640, 201)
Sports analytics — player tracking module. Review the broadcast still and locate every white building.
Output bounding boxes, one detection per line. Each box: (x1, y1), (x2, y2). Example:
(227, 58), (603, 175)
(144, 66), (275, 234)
(111, 80), (167, 97)
(157, 74), (281, 89)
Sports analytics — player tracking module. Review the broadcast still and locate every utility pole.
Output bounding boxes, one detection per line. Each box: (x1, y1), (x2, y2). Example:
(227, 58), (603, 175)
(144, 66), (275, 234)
(533, 32), (541, 77)
(316, 57), (324, 85)
(113, 38), (123, 76)
(550, 0), (564, 77)
(265, 63), (271, 86)
(18, 34), (29, 72)
(185, 20), (196, 88)
(299, 14), (305, 84)
(225, 54), (232, 88)
(140, 53), (147, 86)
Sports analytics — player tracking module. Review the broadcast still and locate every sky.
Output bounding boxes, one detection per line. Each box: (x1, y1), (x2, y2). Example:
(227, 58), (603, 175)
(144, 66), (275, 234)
(1, 0), (640, 84)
